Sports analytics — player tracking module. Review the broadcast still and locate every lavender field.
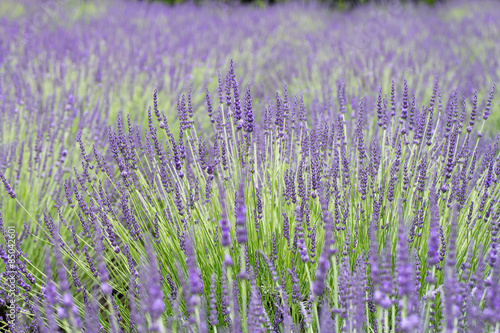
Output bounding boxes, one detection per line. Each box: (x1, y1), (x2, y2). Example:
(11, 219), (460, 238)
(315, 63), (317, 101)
(1, 0), (500, 332)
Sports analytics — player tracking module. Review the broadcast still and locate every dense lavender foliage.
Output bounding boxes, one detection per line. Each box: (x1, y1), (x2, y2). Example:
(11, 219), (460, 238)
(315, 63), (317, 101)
(1, 0), (500, 332)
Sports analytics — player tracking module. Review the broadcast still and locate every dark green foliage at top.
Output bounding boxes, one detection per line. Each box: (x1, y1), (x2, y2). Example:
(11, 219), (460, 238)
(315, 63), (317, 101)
(151, 0), (445, 7)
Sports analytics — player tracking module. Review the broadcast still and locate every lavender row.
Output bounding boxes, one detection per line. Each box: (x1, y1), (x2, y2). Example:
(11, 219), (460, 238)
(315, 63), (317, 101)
(1, 60), (499, 331)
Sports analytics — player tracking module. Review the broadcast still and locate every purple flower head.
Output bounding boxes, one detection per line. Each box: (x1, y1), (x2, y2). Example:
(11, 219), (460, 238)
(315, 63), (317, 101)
(54, 239), (81, 328)
(217, 70), (224, 104)
(259, 250), (278, 283)
(469, 90), (478, 132)
(205, 88), (214, 123)
(282, 212), (290, 247)
(153, 212), (160, 244)
(0, 170), (16, 198)
(140, 237), (165, 324)
(94, 225), (112, 295)
(338, 83), (346, 114)
(313, 215), (337, 296)
(313, 251), (330, 297)
(376, 87), (385, 128)
(224, 253), (234, 267)
(244, 84), (255, 133)
(390, 79), (396, 117)
(235, 177), (247, 244)
(43, 249), (58, 306)
(83, 245), (98, 278)
(396, 218), (413, 298)
(71, 262), (82, 292)
(185, 233), (203, 295)
(401, 78), (409, 122)
(209, 274), (218, 326)
(166, 273), (177, 300)
(483, 83), (496, 120)
(233, 80), (242, 129)
(42, 249), (60, 333)
(0, 211), (4, 235)
(153, 89), (161, 122)
(218, 190), (231, 247)
(187, 87), (194, 119)
(225, 71), (232, 110)
(427, 186), (440, 264)
(356, 97), (366, 161)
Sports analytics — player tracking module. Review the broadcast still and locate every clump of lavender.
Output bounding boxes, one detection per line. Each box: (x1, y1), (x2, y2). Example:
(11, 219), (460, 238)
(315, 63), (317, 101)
(6, 66), (500, 332)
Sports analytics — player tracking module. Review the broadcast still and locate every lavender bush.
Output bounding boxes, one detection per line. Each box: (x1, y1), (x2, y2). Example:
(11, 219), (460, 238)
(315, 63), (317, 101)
(1, 0), (500, 332)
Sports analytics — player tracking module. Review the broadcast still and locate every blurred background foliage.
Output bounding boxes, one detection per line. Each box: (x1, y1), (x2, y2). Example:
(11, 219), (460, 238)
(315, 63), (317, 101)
(149, 0), (445, 7)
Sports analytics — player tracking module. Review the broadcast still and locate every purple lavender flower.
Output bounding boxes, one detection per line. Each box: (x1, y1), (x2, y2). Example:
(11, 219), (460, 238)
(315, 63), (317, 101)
(42, 251), (60, 333)
(288, 258), (302, 305)
(356, 97), (367, 161)
(225, 71), (232, 109)
(205, 88), (214, 123)
(83, 245), (98, 278)
(483, 83), (496, 120)
(282, 212), (290, 247)
(71, 262), (82, 292)
(313, 250), (330, 298)
(376, 87), (385, 128)
(185, 233), (203, 295)
(216, 70), (224, 104)
(141, 237), (165, 330)
(0, 170), (16, 198)
(235, 177), (247, 244)
(208, 273), (219, 326)
(244, 84), (255, 133)
(54, 238), (81, 328)
(94, 225), (112, 296)
(313, 227), (337, 296)
(390, 79), (396, 118)
(401, 78), (409, 122)
(233, 80), (243, 129)
(219, 196), (231, 247)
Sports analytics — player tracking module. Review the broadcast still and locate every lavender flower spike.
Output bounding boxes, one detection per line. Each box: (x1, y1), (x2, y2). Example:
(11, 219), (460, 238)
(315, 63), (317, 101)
(0, 170), (16, 198)
(235, 176), (247, 244)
